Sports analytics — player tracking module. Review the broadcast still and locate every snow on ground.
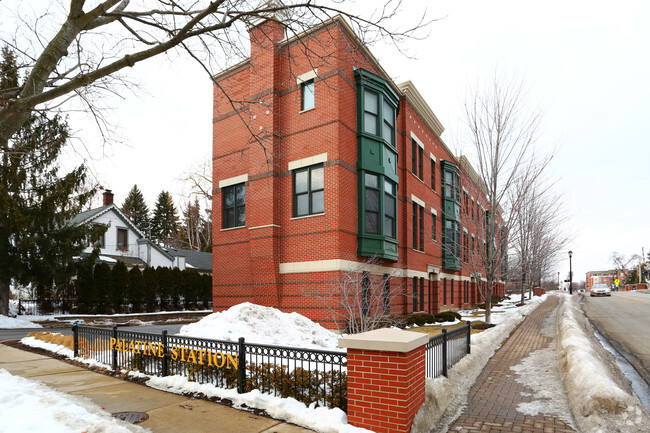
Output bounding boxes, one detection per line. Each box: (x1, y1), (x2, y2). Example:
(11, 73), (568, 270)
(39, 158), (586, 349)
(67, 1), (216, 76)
(410, 294), (547, 433)
(0, 314), (42, 329)
(0, 369), (148, 433)
(179, 302), (340, 350)
(17, 296), (649, 433)
(556, 293), (650, 433)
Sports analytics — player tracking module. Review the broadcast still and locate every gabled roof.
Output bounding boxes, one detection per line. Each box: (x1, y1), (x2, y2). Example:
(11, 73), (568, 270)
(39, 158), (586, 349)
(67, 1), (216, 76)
(165, 248), (212, 272)
(70, 203), (145, 238)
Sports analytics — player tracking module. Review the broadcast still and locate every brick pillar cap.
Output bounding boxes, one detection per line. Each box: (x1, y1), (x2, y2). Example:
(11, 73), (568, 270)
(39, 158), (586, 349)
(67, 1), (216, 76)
(339, 328), (429, 353)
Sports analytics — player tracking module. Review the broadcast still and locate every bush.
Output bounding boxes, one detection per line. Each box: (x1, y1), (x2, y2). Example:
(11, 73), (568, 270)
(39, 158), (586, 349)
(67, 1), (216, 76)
(404, 313), (435, 327)
(435, 311), (461, 322)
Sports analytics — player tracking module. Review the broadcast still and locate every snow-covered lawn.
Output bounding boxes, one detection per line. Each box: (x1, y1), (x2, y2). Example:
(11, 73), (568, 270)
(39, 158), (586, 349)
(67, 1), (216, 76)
(9, 294), (650, 433)
(0, 314), (41, 329)
(0, 369), (147, 433)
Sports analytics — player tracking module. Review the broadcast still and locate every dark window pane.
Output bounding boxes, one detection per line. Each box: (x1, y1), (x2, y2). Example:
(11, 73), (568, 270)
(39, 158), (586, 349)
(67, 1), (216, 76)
(237, 207), (245, 226)
(365, 212), (379, 234)
(366, 188), (379, 212)
(311, 190), (324, 214)
(384, 194), (395, 218)
(236, 185), (245, 206)
(225, 208), (235, 228)
(385, 216), (394, 238)
(224, 188), (235, 208)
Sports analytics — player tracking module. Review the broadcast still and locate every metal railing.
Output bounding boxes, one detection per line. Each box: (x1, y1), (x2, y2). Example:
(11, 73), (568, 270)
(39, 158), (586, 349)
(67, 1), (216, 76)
(425, 321), (471, 378)
(73, 324), (347, 410)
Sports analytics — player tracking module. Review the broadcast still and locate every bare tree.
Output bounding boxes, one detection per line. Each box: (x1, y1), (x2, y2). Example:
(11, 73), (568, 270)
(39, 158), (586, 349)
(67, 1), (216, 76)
(459, 72), (553, 323)
(610, 251), (641, 286)
(0, 0), (432, 316)
(509, 177), (569, 304)
(304, 258), (406, 334)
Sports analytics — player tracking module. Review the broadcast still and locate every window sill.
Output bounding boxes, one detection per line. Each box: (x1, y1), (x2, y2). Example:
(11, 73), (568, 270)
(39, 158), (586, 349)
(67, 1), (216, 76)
(221, 225), (246, 232)
(412, 248), (426, 254)
(299, 107), (315, 114)
(291, 213), (325, 221)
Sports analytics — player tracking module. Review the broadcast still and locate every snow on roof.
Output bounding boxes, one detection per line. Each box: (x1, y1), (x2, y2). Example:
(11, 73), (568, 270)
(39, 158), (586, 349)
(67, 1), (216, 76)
(179, 302), (339, 350)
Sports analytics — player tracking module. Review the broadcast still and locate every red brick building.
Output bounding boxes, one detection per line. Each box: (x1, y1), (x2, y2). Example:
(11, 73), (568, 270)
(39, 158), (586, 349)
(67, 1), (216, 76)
(211, 15), (505, 329)
(586, 269), (628, 290)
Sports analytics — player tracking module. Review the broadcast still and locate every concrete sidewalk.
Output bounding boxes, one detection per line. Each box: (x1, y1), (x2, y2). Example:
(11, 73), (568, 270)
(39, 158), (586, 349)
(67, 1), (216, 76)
(0, 343), (313, 433)
(447, 295), (575, 433)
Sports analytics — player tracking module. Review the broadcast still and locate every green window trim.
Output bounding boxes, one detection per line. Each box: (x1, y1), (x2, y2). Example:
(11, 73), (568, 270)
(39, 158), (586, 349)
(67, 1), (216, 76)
(356, 68), (400, 261)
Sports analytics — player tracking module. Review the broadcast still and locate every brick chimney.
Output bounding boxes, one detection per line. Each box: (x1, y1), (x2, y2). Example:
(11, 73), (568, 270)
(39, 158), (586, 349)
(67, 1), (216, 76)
(103, 189), (114, 206)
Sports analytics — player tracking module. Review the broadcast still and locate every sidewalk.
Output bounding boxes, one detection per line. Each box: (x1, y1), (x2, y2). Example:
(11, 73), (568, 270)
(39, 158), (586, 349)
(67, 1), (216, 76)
(0, 343), (313, 433)
(447, 295), (575, 433)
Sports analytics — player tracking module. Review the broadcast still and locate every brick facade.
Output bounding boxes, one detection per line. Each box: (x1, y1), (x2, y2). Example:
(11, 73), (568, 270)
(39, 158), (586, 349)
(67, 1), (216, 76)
(212, 16), (505, 329)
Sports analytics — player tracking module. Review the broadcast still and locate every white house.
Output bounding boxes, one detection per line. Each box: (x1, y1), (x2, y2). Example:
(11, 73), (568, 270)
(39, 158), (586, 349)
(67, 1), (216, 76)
(70, 190), (175, 269)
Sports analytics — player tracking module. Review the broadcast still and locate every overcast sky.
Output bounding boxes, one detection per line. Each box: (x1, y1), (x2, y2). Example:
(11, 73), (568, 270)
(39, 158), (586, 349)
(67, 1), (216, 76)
(6, 0), (648, 282)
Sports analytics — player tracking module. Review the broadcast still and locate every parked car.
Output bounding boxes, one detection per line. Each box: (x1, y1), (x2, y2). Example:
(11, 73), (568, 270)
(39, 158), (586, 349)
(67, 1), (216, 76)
(590, 283), (612, 297)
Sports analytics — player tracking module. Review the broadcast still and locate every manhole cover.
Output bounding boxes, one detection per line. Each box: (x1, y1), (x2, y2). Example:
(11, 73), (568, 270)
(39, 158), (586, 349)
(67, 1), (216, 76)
(112, 411), (149, 424)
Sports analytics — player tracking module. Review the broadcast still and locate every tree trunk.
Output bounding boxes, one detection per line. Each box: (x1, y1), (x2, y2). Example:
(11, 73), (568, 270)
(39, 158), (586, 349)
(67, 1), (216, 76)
(0, 278), (9, 316)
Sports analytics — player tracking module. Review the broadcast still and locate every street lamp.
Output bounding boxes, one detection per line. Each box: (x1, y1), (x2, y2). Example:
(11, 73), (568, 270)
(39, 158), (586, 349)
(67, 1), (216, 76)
(568, 250), (573, 295)
(557, 271), (560, 290)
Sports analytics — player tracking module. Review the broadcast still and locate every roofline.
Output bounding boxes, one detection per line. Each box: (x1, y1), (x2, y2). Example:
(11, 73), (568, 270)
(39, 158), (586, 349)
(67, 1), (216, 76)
(76, 203), (145, 239)
(212, 15), (401, 97)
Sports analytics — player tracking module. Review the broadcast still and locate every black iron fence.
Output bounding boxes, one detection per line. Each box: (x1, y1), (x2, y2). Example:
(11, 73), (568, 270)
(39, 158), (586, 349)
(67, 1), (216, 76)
(72, 324), (347, 410)
(425, 321), (471, 378)
(17, 298), (212, 316)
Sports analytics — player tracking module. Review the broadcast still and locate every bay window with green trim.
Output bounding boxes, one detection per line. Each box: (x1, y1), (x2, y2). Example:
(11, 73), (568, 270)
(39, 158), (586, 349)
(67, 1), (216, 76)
(441, 160), (461, 270)
(355, 69), (400, 261)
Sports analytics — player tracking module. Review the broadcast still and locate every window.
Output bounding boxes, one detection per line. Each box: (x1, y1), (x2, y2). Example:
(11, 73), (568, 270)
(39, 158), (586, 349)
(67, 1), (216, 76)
(364, 173), (380, 234)
(384, 180), (396, 238)
(471, 199), (475, 220)
(382, 100), (395, 146)
(412, 203), (424, 251)
(301, 79), (315, 111)
(411, 140), (423, 179)
(223, 183), (245, 228)
(356, 68), (400, 260)
(363, 89), (379, 135)
(463, 232), (469, 263)
(382, 274), (390, 315)
(412, 277), (424, 312)
(432, 214), (437, 241)
(450, 279), (454, 304)
(443, 278), (447, 304)
(444, 219), (461, 258)
(117, 228), (128, 250)
(444, 169), (460, 202)
(362, 271), (370, 317)
(431, 157), (436, 190)
(293, 164), (324, 217)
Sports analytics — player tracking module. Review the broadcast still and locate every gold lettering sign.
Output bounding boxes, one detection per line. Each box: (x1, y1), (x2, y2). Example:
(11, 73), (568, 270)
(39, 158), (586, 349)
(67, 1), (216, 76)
(109, 338), (238, 370)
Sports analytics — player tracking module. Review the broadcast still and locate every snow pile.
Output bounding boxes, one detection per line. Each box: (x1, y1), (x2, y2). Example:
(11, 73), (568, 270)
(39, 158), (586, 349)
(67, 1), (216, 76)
(146, 375), (372, 433)
(556, 294), (650, 432)
(180, 302), (340, 349)
(0, 314), (41, 329)
(410, 295), (547, 433)
(0, 369), (147, 433)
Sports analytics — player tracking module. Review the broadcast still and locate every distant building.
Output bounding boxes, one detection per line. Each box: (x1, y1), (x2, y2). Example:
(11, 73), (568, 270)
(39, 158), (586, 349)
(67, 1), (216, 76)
(586, 269), (628, 290)
(211, 15), (506, 328)
(165, 248), (212, 275)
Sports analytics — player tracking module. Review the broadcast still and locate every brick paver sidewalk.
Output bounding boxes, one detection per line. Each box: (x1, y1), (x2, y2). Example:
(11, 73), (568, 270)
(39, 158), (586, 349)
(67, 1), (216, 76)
(448, 295), (575, 433)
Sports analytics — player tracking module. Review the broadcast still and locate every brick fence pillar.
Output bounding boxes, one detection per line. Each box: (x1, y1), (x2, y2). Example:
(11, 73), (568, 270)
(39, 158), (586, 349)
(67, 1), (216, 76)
(339, 328), (428, 433)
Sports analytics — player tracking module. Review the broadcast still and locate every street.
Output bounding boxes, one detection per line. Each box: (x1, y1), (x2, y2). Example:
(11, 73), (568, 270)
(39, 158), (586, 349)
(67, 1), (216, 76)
(0, 324), (184, 342)
(582, 290), (650, 386)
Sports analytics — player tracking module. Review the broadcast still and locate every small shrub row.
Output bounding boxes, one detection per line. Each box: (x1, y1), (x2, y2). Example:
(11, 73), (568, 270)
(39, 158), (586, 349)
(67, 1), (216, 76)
(404, 311), (462, 327)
